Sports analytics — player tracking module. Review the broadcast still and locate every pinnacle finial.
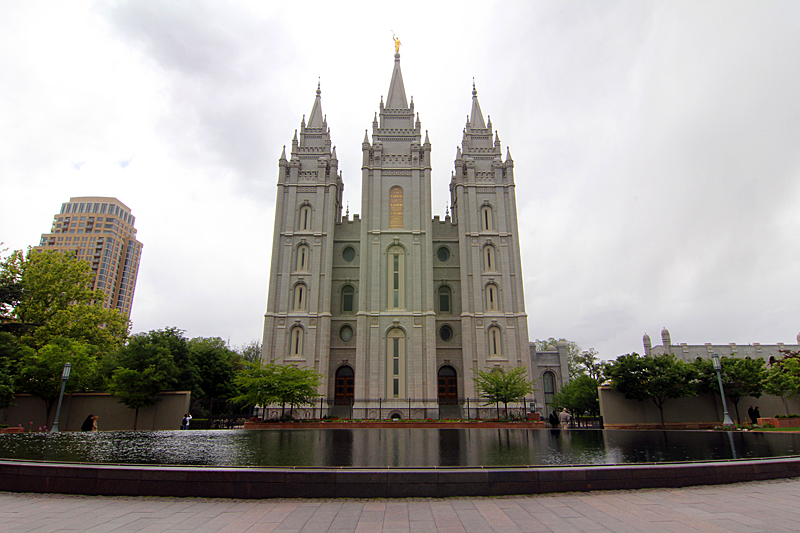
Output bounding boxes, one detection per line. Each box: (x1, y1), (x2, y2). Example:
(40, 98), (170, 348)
(472, 78), (477, 96)
(346, 202), (349, 217)
(317, 78), (321, 96)
(445, 202), (450, 217)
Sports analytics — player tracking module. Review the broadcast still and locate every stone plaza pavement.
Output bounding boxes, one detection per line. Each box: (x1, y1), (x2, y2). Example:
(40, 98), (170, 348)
(3, 478), (800, 533)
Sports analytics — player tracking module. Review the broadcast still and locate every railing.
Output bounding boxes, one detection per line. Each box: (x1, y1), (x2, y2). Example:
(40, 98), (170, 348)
(256, 397), (543, 421)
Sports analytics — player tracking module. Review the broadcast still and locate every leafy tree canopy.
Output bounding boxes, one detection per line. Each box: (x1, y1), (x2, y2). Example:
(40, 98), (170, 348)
(694, 355), (766, 422)
(604, 352), (697, 428)
(472, 366), (536, 417)
(552, 375), (601, 418)
(533, 338), (602, 380)
(232, 362), (323, 418)
(763, 349), (800, 416)
(0, 248), (129, 350)
(188, 336), (238, 400)
(14, 337), (98, 418)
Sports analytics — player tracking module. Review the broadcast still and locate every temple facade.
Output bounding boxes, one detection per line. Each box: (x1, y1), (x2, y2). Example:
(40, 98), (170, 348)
(261, 52), (567, 419)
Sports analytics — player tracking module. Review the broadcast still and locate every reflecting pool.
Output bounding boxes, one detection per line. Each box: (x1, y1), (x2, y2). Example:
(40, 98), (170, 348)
(1, 429), (798, 467)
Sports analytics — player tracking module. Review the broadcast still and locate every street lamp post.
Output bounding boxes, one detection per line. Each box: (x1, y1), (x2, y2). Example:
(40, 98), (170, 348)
(50, 362), (71, 434)
(711, 353), (735, 428)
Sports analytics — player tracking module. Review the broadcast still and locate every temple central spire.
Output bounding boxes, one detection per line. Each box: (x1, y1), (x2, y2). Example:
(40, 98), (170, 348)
(385, 51), (408, 109)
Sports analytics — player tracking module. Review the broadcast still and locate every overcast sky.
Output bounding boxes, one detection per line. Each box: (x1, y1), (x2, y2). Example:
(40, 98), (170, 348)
(2, 1), (799, 360)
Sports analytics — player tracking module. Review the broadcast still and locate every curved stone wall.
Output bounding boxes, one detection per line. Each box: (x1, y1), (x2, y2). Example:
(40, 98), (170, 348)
(2, 457), (799, 498)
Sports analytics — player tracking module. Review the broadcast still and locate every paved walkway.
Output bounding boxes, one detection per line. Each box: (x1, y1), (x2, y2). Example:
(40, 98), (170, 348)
(3, 478), (800, 532)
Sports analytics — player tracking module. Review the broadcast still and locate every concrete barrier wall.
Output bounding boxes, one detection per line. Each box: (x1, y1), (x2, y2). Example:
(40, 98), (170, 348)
(599, 386), (800, 427)
(2, 458), (799, 498)
(0, 392), (191, 431)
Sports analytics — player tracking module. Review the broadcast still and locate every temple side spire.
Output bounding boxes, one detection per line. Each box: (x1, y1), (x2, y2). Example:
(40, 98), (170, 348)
(308, 81), (324, 128)
(469, 79), (486, 129)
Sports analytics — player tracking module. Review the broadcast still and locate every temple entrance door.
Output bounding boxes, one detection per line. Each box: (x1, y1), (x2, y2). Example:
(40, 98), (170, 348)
(334, 366), (355, 405)
(437, 366), (458, 405)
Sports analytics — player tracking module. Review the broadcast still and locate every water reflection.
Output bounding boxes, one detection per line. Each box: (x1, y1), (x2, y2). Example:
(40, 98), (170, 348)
(1, 429), (799, 467)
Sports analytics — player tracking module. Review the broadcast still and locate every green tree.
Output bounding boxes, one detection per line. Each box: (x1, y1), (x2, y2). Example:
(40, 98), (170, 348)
(552, 375), (601, 418)
(763, 350), (800, 416)
(604, 352), (697, 428)
(108, 331), (180, 429)
(694, 356), (766, 423)
(14, 337), (98, 421)
(188, 337), (238, 400)
(232, 362), (323, 419)
(472, 366), (536, 418)
(0, 355), (14, 409)
(0, 248), (129, 351)
(235, 340), (262, 365)
(534, 338), (601, 380)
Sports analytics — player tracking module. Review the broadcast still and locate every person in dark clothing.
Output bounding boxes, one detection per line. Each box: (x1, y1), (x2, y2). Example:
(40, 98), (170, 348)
(80, 414), (98, 431)
(748, 405), (757, 425)
(548, 412), (559, 428)
(753, 406), (761, 425)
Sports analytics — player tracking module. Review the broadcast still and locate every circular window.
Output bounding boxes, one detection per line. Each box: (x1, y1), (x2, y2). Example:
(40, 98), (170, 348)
(437, 246), (450, 262)
(342, 246), (356, 262)
(339, 324), (353, 342)
(439, 324), (453, 342)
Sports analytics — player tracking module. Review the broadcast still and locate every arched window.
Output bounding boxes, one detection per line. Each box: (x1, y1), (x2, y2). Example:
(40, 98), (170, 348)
(485, 283), (499, 312)
(543, 372), (556, 415)
(299, 204), (312, 231)
(293, 283), (307, 311)
(389, 186), (403, 228)
(481, 205), (493, 231)
(387, 328), (405, 398)
(483, 245), (496, 272)
(341, 285), (355, 313)
(488, 326), (502, 359)
(290, 326), (304, 358)
(297, 244), (310, 272)
(438, 285), (451, 314)
(387, 245), (405, 309)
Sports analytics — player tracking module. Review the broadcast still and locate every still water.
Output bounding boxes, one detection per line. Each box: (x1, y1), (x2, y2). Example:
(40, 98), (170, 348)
(0, 429), (798, 467)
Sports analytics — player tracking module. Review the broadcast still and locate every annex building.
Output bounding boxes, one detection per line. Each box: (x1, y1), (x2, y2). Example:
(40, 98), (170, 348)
(261, 51), (567, 419)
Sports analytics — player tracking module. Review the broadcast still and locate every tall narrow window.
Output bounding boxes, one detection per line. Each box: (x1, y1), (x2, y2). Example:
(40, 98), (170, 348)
(543, 372), (556, 415)
(297, 244), (309, 272)
(290, 326), (304, 358)
(389, 186), (403, 228)
(293, 283), (307, 311)
(387, 328), (405, 398)
(438, 286), (451, 314)
(483, 245), (496, 272)
(481, 205), (493, 231)
(299, 205), (312, 231)
(488, 326), (502, 359)
(485, 283), (499, 311)
(341, 285), (355, 313)
(387, 246), (404, 309)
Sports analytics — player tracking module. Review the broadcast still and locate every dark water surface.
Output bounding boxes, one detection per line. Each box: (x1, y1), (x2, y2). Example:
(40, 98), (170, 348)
(0, 429), (798, 467)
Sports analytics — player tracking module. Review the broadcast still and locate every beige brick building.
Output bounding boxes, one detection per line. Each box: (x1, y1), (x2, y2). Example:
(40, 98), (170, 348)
(262, 53), (567, 419)
(36, 196), (142, 319)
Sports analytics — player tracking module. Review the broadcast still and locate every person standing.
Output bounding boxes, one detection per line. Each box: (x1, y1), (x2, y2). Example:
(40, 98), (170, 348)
(81, 414), (98, 431)
(181, 413), (192, 430)
(753, 406), (761, 425)
(559, 408), (572, 429)
(748, 405), (757, 425)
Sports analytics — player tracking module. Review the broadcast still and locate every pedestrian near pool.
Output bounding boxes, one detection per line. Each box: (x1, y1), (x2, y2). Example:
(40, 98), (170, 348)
(754, 406), (761, 425)
(748, 405), (757, 425)
(181, 413), (192, 430)
(559, 408), (572, 429)
(81, 414), (98, 431)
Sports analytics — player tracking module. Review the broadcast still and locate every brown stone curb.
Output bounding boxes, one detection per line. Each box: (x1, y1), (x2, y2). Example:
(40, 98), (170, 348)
(2, 457), (799, 498)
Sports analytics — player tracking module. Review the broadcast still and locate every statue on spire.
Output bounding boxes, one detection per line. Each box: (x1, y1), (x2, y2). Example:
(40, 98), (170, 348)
(392, 32), (401, 53)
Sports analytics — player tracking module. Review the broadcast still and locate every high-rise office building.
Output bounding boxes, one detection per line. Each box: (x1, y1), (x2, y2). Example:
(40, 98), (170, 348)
(36, 196), (143, 318)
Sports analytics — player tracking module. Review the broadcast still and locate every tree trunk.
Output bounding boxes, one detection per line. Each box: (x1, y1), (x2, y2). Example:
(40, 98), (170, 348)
(133, 407), (139, 430)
